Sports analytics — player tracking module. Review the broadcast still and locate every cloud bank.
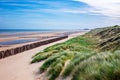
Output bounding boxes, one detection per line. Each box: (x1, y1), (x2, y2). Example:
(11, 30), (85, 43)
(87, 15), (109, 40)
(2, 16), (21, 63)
(74, 0), (120, 17)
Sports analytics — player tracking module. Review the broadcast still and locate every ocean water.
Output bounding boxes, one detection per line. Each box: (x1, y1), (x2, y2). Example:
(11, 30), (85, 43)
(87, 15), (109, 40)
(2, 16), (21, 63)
(0, 29), (67, 34)
(0, 29), (68, 37)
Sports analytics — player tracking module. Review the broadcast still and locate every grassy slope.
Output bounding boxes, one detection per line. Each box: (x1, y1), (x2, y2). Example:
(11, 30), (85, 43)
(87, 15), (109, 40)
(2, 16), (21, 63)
(31, 25), (120, 80)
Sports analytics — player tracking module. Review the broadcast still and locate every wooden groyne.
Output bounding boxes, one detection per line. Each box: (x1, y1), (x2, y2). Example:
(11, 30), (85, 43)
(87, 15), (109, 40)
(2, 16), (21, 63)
(0, 36), (68, 59)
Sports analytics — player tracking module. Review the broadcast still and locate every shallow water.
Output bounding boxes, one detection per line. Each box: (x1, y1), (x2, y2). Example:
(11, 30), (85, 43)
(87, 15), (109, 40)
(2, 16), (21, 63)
(0, 39), (38, 45)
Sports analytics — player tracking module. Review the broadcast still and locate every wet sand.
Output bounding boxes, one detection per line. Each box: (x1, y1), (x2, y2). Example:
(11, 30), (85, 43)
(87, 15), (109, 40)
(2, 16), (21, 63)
(0, 32), (64, 51)
(0, 32), (86, 80)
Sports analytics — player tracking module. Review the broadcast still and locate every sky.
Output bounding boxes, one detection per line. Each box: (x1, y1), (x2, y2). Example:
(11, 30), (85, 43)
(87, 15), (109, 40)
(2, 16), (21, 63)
(0, 0), (120, 29)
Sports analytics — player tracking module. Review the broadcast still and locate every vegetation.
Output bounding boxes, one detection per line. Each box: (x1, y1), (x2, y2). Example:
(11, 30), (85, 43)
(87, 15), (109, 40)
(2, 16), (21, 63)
(31, 25), (120, 80)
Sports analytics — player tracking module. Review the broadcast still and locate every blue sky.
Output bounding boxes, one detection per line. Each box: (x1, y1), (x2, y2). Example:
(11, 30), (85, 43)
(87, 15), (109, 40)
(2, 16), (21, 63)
(0, 0), (120, 29)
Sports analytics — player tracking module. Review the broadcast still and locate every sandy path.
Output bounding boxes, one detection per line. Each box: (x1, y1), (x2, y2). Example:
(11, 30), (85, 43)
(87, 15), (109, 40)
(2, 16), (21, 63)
(0, 32), (85, 80)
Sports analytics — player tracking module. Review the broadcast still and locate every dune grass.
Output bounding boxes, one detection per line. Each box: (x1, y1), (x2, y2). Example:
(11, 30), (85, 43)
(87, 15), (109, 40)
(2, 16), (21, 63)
(31, 36), (95, 63)
(31, 26), (120, 80)
(31, 36), (97, 80)
(62, 52), (97, 77)
(71, 51), (120, 80)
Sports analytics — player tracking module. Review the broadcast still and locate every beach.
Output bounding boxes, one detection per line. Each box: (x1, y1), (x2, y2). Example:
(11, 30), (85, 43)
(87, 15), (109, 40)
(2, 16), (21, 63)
(0, 32), (65, 51)
(0, 31), (86, 80)
(1, 0), (119, 80)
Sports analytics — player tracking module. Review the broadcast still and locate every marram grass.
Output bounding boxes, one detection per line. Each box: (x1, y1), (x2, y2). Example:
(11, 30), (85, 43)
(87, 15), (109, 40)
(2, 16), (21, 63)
(71, 51), (120, 80)
(31, 26), (120, 80)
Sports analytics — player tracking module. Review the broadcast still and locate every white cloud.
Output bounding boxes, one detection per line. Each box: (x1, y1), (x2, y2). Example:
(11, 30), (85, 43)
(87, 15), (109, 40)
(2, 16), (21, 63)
(74, 0), (120, 17)
(61, 8), (87, 14)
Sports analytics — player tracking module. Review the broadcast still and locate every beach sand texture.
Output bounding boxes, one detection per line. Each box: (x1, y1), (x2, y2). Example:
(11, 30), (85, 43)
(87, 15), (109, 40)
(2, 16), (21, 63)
(0, 32), (85, 80)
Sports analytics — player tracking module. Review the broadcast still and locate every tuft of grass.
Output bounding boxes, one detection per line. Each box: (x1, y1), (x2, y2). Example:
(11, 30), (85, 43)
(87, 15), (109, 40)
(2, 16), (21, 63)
(31, 50), (59, 63)
(40, 52), (64, 73)
(47, 51), (76, 80)
(62, 52), (97, 77)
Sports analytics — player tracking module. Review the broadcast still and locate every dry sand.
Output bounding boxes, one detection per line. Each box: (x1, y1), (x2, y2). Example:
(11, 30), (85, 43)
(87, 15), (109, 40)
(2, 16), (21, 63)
(0, 32), (85, 80)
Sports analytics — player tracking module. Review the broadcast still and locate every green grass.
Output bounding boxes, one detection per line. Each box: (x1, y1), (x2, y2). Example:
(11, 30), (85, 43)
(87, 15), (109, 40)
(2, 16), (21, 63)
(47, 51), (75, 80)
(39, 51), (73, 70)
(31, 50), (58, 63)
(31, 36), (95, 63)
(62, 52), (97, 77)
(31, 36), (97, 80)
(71, 51), (120, 80)
(31, 26), (120, 80)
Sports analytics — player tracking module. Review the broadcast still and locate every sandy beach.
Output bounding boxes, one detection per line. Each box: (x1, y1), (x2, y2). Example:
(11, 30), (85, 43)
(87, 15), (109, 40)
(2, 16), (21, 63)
(0, 32), (85, 80)
(0, 32), (65, 51)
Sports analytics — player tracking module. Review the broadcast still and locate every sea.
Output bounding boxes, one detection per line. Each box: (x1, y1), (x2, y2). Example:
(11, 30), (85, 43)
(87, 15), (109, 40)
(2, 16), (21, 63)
(0, 29), (68, 34)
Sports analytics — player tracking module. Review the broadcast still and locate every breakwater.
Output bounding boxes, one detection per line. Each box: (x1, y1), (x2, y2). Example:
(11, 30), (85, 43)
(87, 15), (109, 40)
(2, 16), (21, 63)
(0, 36), (68, 59)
